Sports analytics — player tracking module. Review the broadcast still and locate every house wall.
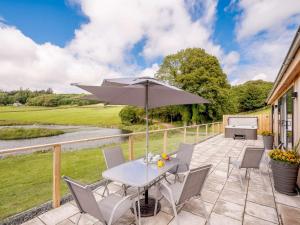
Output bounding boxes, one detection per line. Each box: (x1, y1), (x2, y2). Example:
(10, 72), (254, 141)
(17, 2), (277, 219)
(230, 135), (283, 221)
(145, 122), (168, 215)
(272, 74), (300, 147)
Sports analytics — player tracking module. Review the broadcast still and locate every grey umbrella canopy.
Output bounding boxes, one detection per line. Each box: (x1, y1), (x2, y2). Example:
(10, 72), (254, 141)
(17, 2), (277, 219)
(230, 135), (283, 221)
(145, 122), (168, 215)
(73, 77), (209, 163)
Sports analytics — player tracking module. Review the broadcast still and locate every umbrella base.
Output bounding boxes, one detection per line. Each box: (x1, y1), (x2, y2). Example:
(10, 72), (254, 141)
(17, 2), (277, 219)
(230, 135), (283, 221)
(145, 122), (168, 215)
(131, 197), (161, 217)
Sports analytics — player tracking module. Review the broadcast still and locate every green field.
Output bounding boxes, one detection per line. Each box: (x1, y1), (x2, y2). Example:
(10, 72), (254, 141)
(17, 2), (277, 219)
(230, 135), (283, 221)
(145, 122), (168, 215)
(0, 125), (215, 220)
(0, 105), (123, 127)
(240, 106), (271, 115)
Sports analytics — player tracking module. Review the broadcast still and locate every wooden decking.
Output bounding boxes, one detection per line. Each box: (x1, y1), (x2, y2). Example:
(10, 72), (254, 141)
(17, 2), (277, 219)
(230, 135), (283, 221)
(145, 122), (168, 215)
(22, 135), (300, 225)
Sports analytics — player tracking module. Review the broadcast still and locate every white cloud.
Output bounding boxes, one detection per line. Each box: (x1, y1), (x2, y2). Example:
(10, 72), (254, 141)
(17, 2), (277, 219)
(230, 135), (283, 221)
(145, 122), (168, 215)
(236, 0), (300, 40)
(0, 0), (238, 93)
(252, 73), (267, 81)
(229, 0), (300, 84)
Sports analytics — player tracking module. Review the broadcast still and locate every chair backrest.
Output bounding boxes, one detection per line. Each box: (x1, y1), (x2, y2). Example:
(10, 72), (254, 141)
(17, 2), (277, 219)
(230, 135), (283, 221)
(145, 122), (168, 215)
(177, 164), (212, 205)
(102, 146), (125, 169)
(240, 147), (264, 168)
(63, 176), (104, 222)
(175, 143), (194, 171)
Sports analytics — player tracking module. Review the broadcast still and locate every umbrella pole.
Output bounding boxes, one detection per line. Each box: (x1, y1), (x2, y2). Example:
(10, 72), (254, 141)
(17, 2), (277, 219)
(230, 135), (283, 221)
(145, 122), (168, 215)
(145, 81), (149, 164)
(145, 81), (149, 205)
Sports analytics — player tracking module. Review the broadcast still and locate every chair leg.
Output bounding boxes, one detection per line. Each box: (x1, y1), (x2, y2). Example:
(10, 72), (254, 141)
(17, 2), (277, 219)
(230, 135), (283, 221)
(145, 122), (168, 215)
(137, 188), (141, 225)
(174, 174), (179, 183)
(102, 180), (110, 197)
(122, 184), (127, 196)
(199, 197), (210, 225)
(227, 157), (231, 178)
(154, 184), (159, 216)
(171, 201), (180, 225)
(238, 170), (244, 190)
(133, 202), (139, 225)
(75, 213), (82, 225)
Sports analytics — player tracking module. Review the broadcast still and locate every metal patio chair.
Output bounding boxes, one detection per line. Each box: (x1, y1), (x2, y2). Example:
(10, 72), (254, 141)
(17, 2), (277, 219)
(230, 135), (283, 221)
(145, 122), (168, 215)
(167, 143), (194, 183)
(63, 176), (138, 225)
(227, 147), (265, 189)
(102, 146), (127, 196)
(156, 164), (212, 225)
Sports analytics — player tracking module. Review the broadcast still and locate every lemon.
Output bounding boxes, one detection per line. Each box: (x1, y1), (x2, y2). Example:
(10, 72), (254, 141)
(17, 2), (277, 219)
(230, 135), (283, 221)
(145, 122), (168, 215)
(157, 160), (165, 168)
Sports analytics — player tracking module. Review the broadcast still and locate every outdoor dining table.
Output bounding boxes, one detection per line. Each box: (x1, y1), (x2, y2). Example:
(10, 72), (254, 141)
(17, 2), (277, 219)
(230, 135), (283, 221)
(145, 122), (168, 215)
(102, 157), (179, 219)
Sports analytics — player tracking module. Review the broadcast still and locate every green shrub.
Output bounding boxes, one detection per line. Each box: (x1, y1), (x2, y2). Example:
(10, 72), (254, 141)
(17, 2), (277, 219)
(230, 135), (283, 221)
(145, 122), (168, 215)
(119, 106), (144, 125)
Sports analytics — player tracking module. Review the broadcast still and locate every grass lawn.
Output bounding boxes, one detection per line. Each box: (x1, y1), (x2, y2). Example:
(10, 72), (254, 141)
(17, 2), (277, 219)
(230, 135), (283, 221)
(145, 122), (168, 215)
(0, 126), (215, 220)
(240, 106), (271, 115)
(0, 128), (65, 140)
(0, 105), (123, 127)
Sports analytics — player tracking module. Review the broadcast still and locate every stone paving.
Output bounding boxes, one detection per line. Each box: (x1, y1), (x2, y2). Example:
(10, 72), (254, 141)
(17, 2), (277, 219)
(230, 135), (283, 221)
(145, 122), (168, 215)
(22, 135), (300, 225)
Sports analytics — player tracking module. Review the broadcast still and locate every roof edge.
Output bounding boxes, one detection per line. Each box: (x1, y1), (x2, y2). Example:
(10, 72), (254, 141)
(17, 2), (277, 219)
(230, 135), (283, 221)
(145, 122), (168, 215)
(266, 26), (300, 104)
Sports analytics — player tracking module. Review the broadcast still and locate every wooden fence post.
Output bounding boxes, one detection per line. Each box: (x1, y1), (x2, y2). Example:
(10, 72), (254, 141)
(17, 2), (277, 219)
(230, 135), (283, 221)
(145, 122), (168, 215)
(205, 124), (208, 137)
(163, 130), (168, 153)
(183, 126), (187, 143)
(196, 125), (199, 142)
(212, 123), (215, 135)
(128, 135), (134, 160)
(53, 144), (61, 208)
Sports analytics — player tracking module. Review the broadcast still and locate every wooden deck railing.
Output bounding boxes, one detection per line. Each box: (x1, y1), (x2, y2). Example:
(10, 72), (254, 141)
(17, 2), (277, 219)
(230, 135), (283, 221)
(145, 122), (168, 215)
(0, 122), (222, 208)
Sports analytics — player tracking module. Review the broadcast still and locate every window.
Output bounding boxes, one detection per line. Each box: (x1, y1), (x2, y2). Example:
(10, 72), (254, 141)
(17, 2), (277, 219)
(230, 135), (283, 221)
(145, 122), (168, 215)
(278, 87), (294, 149)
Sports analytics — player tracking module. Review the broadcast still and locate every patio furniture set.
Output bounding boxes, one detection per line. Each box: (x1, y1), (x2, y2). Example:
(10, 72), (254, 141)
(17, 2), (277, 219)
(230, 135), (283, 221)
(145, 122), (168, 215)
(63, 141), (267, 225)
(63, 143), (212, 225)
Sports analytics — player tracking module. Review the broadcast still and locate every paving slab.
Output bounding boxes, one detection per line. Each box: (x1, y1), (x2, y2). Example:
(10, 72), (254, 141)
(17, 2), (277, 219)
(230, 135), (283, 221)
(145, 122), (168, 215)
(140, 211), (173, 225)
(69, 213), (99, 225)
(247, 191), (275, 208)
(274, 192), (300, 209)
(168, 211), (206, 225)
(209, 212), (241, 225)
(213, 200), (244, 221)
(243, 214), (278, 225)
(277, 203), (300, 225)
(22, 218), (45, 225)
(182, 198), (213, 218)
(219, 189), (246, 206)
(245, 201), (278, 224)
(38, 203), (79, 225)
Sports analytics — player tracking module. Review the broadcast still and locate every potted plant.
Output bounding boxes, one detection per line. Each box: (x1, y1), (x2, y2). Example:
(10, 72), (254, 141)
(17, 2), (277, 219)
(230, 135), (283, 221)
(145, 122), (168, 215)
(262, 131), (274, 149)
(269, 139), (300, 195)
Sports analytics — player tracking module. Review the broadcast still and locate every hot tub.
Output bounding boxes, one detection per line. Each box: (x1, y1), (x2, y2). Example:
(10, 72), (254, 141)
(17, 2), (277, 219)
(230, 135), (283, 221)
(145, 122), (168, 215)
(225, 117), (258, 140)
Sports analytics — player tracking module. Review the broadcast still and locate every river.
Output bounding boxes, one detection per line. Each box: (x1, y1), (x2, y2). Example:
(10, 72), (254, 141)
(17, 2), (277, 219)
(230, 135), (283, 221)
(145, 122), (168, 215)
(0, 125), (127, 155)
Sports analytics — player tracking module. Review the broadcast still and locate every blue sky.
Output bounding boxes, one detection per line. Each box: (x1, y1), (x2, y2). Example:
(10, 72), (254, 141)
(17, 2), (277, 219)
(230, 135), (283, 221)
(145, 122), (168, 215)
(0, 0), (299, 92)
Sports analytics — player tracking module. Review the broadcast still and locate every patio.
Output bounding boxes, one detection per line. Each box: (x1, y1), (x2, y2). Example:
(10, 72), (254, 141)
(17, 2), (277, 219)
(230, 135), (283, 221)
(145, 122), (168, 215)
(22, 135), (300, 225)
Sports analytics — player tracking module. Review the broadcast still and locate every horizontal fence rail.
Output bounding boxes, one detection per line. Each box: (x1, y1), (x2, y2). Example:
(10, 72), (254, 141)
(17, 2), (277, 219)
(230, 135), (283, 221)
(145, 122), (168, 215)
(0, 122), (222, 210)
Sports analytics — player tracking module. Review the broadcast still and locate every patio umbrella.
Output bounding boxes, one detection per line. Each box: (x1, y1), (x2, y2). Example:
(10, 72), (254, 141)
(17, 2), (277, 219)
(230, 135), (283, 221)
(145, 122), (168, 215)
(73, 77), (209, 164)
(73, 77), (209, 216)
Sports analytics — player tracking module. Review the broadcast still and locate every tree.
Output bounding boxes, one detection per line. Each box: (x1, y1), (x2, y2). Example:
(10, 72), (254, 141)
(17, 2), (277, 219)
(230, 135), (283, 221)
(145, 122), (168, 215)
(119, 106), (144, 125)
(155, 48), (237, 122)
(232, 80), (273, 111)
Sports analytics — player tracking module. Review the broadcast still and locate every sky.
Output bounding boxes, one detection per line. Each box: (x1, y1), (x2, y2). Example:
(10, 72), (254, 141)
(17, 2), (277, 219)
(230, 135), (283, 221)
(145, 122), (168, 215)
(0, 0), (299, 93)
